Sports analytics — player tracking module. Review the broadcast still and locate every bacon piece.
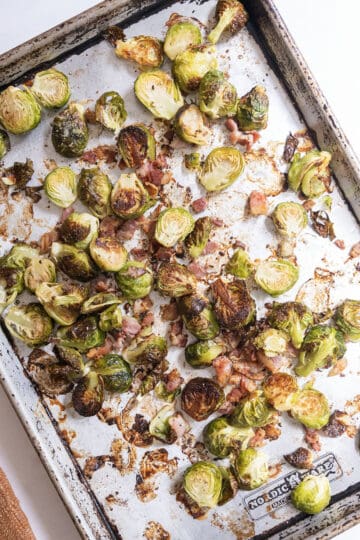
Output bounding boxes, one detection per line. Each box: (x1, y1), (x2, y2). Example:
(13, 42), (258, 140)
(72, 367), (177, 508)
(122, 316), (141, 337)
(86, 336), (113, 359)
(81, 145), (117, 164)
(349, 241), (360, 258)
(304, 428), (321, 452)
(99, 216), (123, 237)
(168, 413), (189, 439)
(249, 428), (266, 448)
(334, 239), (345, 250)
(59, 206), (75, 223)
(168, 320), (187, 347)
(154, 246), (175, 261)
(116, 220), (139, 241)
(225, 118), (260, 151)
(264, 423), (281, 440)
(38, 229), (59, 254)
(130, 248), (149, 261)
(248, 191), (268, 216)
(91, 274), (117, 293)
(142, 312), (154, 328)
(226, 387), (247, 404)
(133, 297), (153, 317)
(256, 351), (290, 373)
(160, 302), (179, 322)
(136, 155), (169, 186)
(163, 368), (184, 392)
(202, 241), (221, 255)
(191, 197), (207, 213)
(187, 262), (207, 279)
(211, 217), (224, 227)
(213, 355), (232, 387)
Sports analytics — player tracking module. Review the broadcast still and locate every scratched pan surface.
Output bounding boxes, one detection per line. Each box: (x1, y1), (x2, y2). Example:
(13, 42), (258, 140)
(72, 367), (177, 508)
(1, 1), (360, 539)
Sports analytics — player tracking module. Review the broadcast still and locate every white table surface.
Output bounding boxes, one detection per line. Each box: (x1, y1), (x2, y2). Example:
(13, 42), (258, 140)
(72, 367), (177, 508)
(0, 1), (359, 539)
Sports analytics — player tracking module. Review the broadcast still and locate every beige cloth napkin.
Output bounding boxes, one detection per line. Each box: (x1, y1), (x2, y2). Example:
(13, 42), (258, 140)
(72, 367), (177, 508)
(0, 467), (36, 540)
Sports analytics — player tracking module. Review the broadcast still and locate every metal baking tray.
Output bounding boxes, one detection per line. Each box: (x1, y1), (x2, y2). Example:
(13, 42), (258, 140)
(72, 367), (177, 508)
(1, 1), (360, 539)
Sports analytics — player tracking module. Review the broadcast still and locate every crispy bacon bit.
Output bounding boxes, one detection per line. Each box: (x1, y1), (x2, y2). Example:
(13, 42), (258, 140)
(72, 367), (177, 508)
(213, 356), (232, 387)
(130, 248), (148, 261)
(284, 447), (313, 469)
(81, 145), (117, 164)
(187, 262), (207, 279)
(168, 413), (189, 439)
(302, 199), (315, 211)
(137, 156), (169, 186)
(322, 410), (347, 438)
(160, 301), (179, 322)
(249, 428), (266, 448)
(163, 368), (184, 393)
(145, 183), (159, 198)
(211, 217), (224, 227)
(84, 108), (97, 124)
(122, 316), (141, 337)
(264, 423), (281, 441)
(334, 239), (345, 250)
(304, 428), (321, 452)
(349, 241), (360, 258)
(38, 229), (59, 254)
(218, 401), (235, 415)
(133, 297), (153, 317)
(283, 133), (299, 162)
(310, 210), (335, 240)
(142, 312), (154, 328)
(91, 274), (117, 294)
(99, 216), (123, 237)
(256, 350), (290, 373)
(248, 190), (268, 216)
(116, 220), (139, 241)
(154, 246), (175, 261)
(86, 336), (113, 359)
(328, 357), (347, 377)
(59, 206), (75, 223)
(225, 118), (260, 151)
(191, 197), (208, 213)
(226, 387), (247, 404)
(269, 463), (282, 479)
(202, 241), (221, 255)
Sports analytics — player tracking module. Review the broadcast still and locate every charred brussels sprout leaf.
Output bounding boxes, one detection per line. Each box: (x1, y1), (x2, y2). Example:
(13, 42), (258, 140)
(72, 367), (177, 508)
(295, 325), (346, 377)
(111, 173), (154, 219)
(236, 85), (269, 131)
(51, 242), (97, 282)
(81, 292), (122, 314)
(116, 261), (153, 300)
(291, 475), (331, 514)
(199, 147), (244, 192)
(0, 130), (10, 159)
(291, 388), (330, 429)
(115, 35), (163, 68)
(2, 244), (38, 270)
(288, 150), (331, 198)
(203, 416), (254, 458)
(181, 377), (224, 421)
(4, 304), (53, 346)
(255, 258), (299, 297)
(185, 339), (224, 368)
(157, 261), (197, 298)
(95, 91), (127, 132)
(230, 392), (275, 428)
(164, 21), (202, 61)
(24, 258), (56, 293)
(199, 70), (237, 119)
(233, 448), (269, 490)
(226, 249), (253, 279)
(149, 404), (178, 444)
(272, 202), (308, 239)
(135, 70), (184, 120)
(184, 152), (201, 171)
(59, 212), (99, 250)
(72, 372), (104, 417)
(124, 334), (167, 365)
(89, 237), (127, 272)
(117, 124), (156, 168)
(0, 266), (24, 313)
(185, 216), (212, 259)
(178, 294), (219, 340)
(208, 0), (248, 44)
(212, 278), (255, 331)
(183, 461), (223, 508)
(335, 299), (360, 342)
(56, 316), (105, 352)
(99, 304), (123, 332)
(0, 86), (41, 134)
(78, 168), (112, 219)
(44, 166), (77, 208)
(31, 68), (70, 108)
(175, 104), (212, 146)
(155, 207), (194, 248)
(35, 281), (88, 326)
(54, 345), (85, 382)
(51, 102), (88, 157)
(284, 447), (313, 470)
(263, 372), (298, 411)
(173, 44), (218, 93)
(268, 301), (314, 349)
(93, 354), (132, 392)
(28, 349), (73, 396)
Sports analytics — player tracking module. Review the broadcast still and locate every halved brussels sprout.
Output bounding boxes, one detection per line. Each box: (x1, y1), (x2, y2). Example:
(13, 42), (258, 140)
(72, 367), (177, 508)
(173, 45), (218, 93)
(255, 258), (299, 297)
(208, 0), (248, 44)
(233, 448), (269, 490)
(263, 372), (298, 411)
(175, 104), (212, 146)
(0, 86), (41, 134)
(291, 475), (331, 515)
(183, 461), (223, 508)
(199, 70), (237, 119)
(184, 152), (201, 171)
(149, 404), (178, 444)
(0, 266), (24, 313)
(95, 91), (127, 132)
(81, 292), (122, 314)
(35, 281), (88, 326)
(236, 85), (269, 131)
(31, 68), (70, 108)
(268, 301), (314, 349)
(0, 130), (10, 159)
(93, 354), (132, 393)
(164, 21), (202, 60)
(51, 242), (96, 282)
(115, 35), (163, 68)
(78, 168), (112, 219)
(181, 377), (224, 421)
(272, 202), (308, 239)
(295, 325), (346, 377)
(56, 316), (105, 352)
(99, 304), (123, 332)
(226, 249), (253, 279)
(24, 258), (56, 293)
(135, 70), (184, 120)
(199, 146), (244, 192)
(89, 237), (127, 272)
(154, 380), (181, 403)
(124, 334), (167, 365)
(185, 339), (224, 368)
(72, 372), (104, 417)
(155, 207), (194, 248)
(335, 300), (360, 342)
(254, 328), (289, 359)
(51, 102), (88, 157)
(59, 212), (99, 250)
(178, 293), (219, 340)
(185, 216), (212, 259)
(27, 349), (73, 396)
(288, 150), (331, 198)
(117, 124), (156, 168)
(230, 391), (275, 428)
(1, 244), (38, 270)
(4, 303), (53, 346)
(212, 278), (256, 331)
(111, 173), (154, 219)
(156, 261), (197, 298)
(44, 166), (77, 208)
(54, 345), (85, 382)
(290, 388), (330, 429)
(218, 466), (236, 506)
(203, 416), (254, 458)
(116, 261), (153, 300)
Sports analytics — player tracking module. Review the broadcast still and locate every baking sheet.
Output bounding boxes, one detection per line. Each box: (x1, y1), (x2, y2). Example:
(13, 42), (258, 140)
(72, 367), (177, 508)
(1, 1), (360, 539)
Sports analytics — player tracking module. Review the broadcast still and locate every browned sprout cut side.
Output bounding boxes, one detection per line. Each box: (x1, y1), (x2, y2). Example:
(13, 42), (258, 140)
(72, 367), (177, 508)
(175, 104), (212, 146)
(115, 35), (163, 68)
(155, 208), (195, 248)
(72, 372), (104, 417)
(157, 262), (197, 297)
(173, 45), (218, 93)
(95, 91), (127, 132)
(208, 0), (248, 44)
(117, 124), (156, 168)
(212, 278), (256, 331)
(111, 173), (154, 220)
(181, 377), (224, 421)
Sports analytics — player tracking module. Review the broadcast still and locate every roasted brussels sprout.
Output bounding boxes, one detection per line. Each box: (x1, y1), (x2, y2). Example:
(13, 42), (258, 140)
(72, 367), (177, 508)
(212, 278), (255, 331)
(111, 173), (153, 219)
(31, 68), (70, 108)
(124, 334), (167, 365)
(24, 258), (56, 293)
(181, 377), (224, 421)
(184, 152), (201, 171)
(44, 166), (77, 208)
(295, 325), (346, 377)
(135, 70), (184, 120)
(4, 303), (53, 346)
(268, 301), (314, 349)
(0, 86), (41, 134)
(291, 475), (331, 515)
(0, 130), (10, 159)
(254, 328), (289, 359)
(27, 349), (73, 396)
(117, 124), (156, 168)
(116, 261), (153, 300)
(203, 417), (254, 458)
(51, 242), (96, 282)
(154, 380), (181, 403)
(335, 299), (360, 342)
(288, 150), (331, 198)
(230, 391), (275, 428)
(115, 35), (163, 68)
(226, 249), (253, 279)
(183, 461), (223, 508)
(54, 345), (85, 382)
(72, 372), (104, 417)
(173, 45), (218, 93)
(2, 244), (38, 270)
(255, 258), (299, 297)
(35, 281), (88, 326)
(263, 372), (298, 411)
(89, 237), (127, 272)
(0, 266), (24, 313)
(56, 316), (105, 352)
(185, 216), (212, 259)
(185, 339), (224, 368)
(199, 147), (244, 192)
(93, 354), (132, 392)
(178, 294), (219, 340)
(164, 21), (202, 61)
(51, 102), (88, 157)
(156, 262), (197, 298)
(95, 91), (127, 132)
(199, 70), (237, 119)
(78, 168), (112, 219)
(99, 304), (123, 332)
(290, 388), (330, 429)
(175, 104), (212, 146)
(233, 448), (269, 490)
(59, 212), (99, 250)
(149, 404), (179, 444)
(155, 207), (194, 248)
(208, 0), (248, 44)
(81, 292), (122, 314)
(272, 202), (308, 239)
(236, 85), (269, 131)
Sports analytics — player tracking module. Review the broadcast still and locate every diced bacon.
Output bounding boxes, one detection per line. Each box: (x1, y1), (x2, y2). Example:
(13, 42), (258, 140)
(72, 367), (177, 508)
(304, 428), (321, 452)
(59, 206), (75, 223)
(154, 246), (175, 261)
(136, 156), (169, 186)
(122, 316), (141, 337)
(130, 248), (149, 261)
(225, 119), (260, 151)
(226, 387), (247, 404)
(211, 217), (224, 227)
(99, 216), (123, 237)
(91, 274), (117, 293)
(191, 197), (207, 213)
(213, 355), (232, 387)
(202, 241), (221, 255)
(248, 191), (268, 216)
(168, 320), (187, 347)
(334, 239), (345, 250)
(249, 428), (266, 448)
(164, 368), (184, 392)
(141, 312), (154, 328)
(81, 145), (117, 164)
(116, 220), (139, 241)
(86, 336), (113, 359)
(168, 413), (189, 439)
(256, 351), (290, 373)
(160, 302), (179, 322)
(187, 262), (207, 279)
(225, 118), (238, 132)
